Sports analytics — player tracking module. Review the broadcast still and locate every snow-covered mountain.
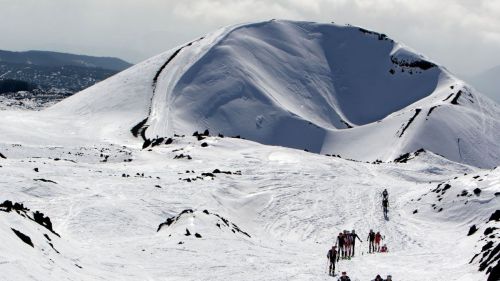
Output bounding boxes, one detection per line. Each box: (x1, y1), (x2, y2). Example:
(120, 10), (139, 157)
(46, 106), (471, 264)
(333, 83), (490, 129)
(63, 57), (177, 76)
(46, 20), (500, 168)
(0, 20), (499, 281)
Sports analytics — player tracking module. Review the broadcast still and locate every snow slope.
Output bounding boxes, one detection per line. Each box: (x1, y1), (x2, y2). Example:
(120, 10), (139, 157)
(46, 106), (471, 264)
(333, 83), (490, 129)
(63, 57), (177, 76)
(46, 20), (500, 168)
(0, 134), (498, 281)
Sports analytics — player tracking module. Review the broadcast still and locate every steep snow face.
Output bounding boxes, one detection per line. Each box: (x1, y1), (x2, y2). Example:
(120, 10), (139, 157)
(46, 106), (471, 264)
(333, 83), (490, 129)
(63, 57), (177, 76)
(146, 20), (441, 140)
(45, 20), (500, 168)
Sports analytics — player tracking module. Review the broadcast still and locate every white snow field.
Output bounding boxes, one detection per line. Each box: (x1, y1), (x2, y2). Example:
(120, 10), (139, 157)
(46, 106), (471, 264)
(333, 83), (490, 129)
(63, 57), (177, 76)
(0, 20), (499, 281)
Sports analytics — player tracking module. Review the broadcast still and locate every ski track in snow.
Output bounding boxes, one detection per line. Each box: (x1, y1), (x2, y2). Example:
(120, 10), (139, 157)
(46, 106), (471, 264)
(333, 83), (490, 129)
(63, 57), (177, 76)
(0, 135), (497, 281)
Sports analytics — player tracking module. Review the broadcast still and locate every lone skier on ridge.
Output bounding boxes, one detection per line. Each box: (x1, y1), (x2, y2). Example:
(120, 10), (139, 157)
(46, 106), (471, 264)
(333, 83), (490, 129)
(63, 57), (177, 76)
(382, 189), (389, 217)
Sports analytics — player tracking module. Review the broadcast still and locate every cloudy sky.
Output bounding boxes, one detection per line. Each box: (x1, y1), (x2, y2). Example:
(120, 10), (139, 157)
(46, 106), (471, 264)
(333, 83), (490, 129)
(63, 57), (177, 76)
(1, 0), (499, 76)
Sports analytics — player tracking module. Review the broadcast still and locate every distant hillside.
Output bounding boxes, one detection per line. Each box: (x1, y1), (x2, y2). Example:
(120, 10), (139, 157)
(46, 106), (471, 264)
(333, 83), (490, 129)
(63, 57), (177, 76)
(467, 65), (500, 103)
(0, 50), (131, 71)
(0, 79), (36, 94)
(0, 50), (132, 110)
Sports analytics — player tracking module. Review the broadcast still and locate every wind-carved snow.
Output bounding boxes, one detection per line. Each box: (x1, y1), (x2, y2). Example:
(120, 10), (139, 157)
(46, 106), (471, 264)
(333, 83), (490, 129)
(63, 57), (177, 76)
(43, 20), (499, 168)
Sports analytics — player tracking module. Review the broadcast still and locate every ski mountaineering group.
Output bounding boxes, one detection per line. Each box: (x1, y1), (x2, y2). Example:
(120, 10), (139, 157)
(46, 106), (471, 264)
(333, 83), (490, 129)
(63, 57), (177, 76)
(326, 189), (392, 280)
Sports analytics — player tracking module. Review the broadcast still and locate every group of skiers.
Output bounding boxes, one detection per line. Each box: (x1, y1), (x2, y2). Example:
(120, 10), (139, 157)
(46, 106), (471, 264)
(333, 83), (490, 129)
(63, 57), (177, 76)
(336, 230), (362, 259)
(326, 189), (392, 279)
(327, 229), (388, 276)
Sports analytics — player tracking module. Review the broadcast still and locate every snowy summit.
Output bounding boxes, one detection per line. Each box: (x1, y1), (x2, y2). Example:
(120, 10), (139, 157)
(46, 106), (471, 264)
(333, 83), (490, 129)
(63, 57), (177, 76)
(0, 20), (499, 281)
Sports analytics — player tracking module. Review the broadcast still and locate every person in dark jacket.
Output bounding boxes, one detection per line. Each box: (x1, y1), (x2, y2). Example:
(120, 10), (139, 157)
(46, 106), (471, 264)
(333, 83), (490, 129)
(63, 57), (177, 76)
(350, 229), (362, 256)
(382, 198), (389, 217)
(382, 189), (388, 199)
(336, 232), (345, 260)
(367, 229), (376, 253)
(339, 271), (351, 281)
(326, 245), (337, 276)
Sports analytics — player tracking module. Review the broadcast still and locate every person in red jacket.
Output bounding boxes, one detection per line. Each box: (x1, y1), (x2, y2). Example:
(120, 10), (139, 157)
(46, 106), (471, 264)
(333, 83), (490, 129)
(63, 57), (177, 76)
(375, 231), (383, 252)
(380, 244), (388, 253)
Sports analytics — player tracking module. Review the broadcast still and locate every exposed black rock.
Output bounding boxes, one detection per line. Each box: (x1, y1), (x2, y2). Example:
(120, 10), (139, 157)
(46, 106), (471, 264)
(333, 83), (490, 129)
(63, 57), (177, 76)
(1, 202), (62, 237)
(487, 261), (499, 281)
(33, 210), (56, 234)
(195, 233), (202, 238)
(151, 138), (165, 147)
(201, 142), (208, 147)
(484, 227), (497, 236)
(443, 93), (454, 102)
(213, 169), (240, 175)
(174, 154), (192, 160)
(394, 152), (411, 163)
(398, 109), (421, 137)
(468, 225), (478, 236)
(340, 119), (353, 129)
(394, 148), (425, 163)
(157, 209), (194, 232)
(0, 200), (29, 213)
(451, 90), (462, 105)
(426, 105), (439, 117)
(488, 210), (500, 222)
(0, 152), (6, 159)
(153, 47), (185, 90)
(390, 56), (436, 70)
(142, 139), (152, 149)
(131, 118), (148, 138)
(473, 188), (482, 196)
(157, 209), (250, 238)
(34, 178), (57, 184)
(0, 200), (14, 212)
(11, 228), (34, 247)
